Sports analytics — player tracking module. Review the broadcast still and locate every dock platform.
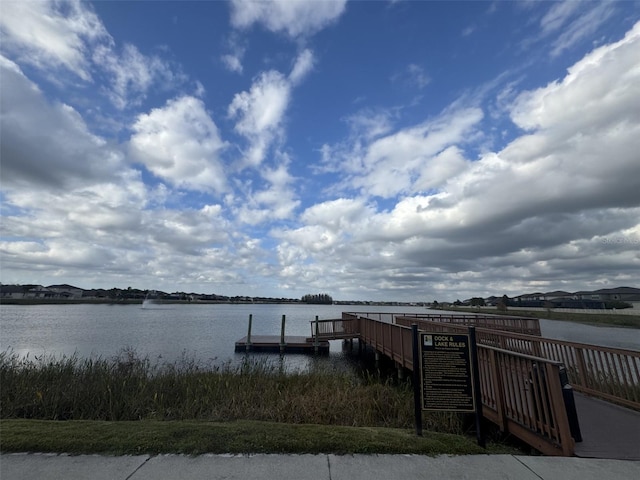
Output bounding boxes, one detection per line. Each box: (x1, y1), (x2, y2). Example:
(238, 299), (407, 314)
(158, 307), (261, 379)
(234, 335), (330, 354)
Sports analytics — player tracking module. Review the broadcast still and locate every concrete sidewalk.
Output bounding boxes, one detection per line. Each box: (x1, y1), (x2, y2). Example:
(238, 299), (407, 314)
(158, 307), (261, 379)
(2, 453), (639, 480)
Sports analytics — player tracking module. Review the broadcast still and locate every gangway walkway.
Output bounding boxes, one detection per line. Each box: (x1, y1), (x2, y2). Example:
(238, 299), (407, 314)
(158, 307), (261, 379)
(310, 312), (640, 459)
(573, 393), (640, 460)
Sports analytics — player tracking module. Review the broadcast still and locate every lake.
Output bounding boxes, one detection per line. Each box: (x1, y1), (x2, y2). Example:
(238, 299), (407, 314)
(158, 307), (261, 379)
(1, 304), (638, 369)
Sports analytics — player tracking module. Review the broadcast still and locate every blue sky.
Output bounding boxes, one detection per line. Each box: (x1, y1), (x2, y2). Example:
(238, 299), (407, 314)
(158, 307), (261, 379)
(1, 0), (639, 301)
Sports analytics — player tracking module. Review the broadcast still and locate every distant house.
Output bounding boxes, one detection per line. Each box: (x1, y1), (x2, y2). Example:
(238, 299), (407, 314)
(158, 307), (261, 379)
(47, 284), (84, 299)
(0, 285), (26, 299)
(574, 287), (640, 302)
(25, 286), (55, 299)
(484, 296), (500, 306)
(82, 289), (110, 299)
(517, 292), (545, 302)
(594, 287), (640, 302)
(542, 290), (573, 301)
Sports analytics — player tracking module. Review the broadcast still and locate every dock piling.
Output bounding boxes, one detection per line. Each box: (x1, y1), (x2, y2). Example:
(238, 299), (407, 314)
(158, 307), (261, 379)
(246, 314), (253, 352)
(280, 314), (286, 353)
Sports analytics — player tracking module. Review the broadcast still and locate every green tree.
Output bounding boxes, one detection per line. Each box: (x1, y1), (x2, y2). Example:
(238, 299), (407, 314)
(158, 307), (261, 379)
(497, 295), (509, 311)
(470, 297), (485, 307)
(302, 293), (333, 305)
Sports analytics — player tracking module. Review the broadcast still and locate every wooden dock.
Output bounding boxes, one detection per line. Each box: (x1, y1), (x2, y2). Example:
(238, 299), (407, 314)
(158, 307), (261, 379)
(234, 335), (330, 354)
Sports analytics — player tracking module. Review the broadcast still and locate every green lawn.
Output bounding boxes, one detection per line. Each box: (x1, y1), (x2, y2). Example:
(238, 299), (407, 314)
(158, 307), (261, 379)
(0, 419), (517, 456)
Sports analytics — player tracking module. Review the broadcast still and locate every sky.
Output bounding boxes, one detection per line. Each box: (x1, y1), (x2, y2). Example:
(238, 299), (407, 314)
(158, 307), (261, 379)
(1, 0), (639, 302)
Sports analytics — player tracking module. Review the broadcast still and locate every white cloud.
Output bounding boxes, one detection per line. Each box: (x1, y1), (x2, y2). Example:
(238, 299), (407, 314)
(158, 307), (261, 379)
(0, 0), (184, 109)
(300, 198), (375, 233)
(392, 64), (430, 90)
(524, 0), (618, 58)
(0, 56), (124, 190)
(0, 0), (109, 81)
(2, 3), (638, 300)
(0, 187), (236, 287)
(228, 70), (290, 167)
(322, 107), (483, 198)
(222, 53), (244, 74)
(540, 0), (582, 35)
(289, 49), (315, 85)
(93, 43), (186, 110)
(129, 96), (228, 194)
(510, 21), (640, 133)
(344, 109), (395, 141)
(277, 21), (640, 299)
(221, 33), (246, 74)
(230, 0), (347, 38)
(549, 2), (616, 57)
(225, 50), (314, 167)
(233, 156), (300, 225)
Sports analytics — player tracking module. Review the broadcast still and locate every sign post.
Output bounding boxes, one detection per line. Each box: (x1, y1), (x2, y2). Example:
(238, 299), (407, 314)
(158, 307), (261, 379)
(469, 327), (485, 448)
(411, 324), (423, 436)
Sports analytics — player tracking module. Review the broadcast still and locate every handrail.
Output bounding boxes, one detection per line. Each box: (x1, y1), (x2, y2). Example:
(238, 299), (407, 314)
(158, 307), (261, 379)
(342, 312), (575, 455)
(309, 318), (355, 339)
(395, 316), (640, 411)
(344, 311), (541, 335)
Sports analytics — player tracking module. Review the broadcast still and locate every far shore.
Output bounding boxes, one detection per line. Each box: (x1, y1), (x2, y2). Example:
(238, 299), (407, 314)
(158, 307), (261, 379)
(438, 306), (640, 329)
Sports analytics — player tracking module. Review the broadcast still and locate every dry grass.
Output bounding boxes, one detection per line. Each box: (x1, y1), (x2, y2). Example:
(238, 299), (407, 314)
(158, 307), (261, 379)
(0, 350), (462, 432)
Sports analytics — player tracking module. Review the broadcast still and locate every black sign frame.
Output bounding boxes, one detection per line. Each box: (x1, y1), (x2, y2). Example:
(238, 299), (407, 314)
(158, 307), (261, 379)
(420, 332), (476, 412)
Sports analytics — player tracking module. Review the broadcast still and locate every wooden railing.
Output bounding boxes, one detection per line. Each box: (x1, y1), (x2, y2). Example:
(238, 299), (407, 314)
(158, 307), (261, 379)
(340, 313), (575, 455)
(416, 313), (541, 336)
(309, 318), (356, 339)
(477, 345), (574, 456)
(395, 317), (640, 411)
(343, 311), (541, 335)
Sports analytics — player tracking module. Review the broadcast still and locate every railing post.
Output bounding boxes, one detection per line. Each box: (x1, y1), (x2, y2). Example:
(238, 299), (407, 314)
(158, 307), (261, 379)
(559, 366), (582, 442)
(545, 363), (575, 456)
(314, 315), (319, 353)
(469, 327), (485, 448)
(575, 346), (589, 390)
(489, 348), (506, 431)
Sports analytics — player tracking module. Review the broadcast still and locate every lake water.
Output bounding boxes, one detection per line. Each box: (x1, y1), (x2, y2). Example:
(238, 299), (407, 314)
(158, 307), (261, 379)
(1, 304), (638, 369)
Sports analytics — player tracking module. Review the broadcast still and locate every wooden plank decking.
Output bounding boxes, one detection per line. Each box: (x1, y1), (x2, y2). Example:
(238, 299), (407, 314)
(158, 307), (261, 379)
(573, 393), (640, 460)
(234, 335), (329, 354)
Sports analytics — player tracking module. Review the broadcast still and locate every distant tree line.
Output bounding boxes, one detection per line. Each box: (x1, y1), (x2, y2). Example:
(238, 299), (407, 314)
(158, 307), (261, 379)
(301, 293), (333, 304)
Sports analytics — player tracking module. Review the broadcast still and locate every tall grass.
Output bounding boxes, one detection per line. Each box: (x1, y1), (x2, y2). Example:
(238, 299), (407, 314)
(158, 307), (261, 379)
(0, 350), (462, 432)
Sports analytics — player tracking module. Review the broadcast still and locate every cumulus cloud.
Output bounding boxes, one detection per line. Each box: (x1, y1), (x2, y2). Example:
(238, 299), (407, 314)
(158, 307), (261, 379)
(228, 49), (313, 167)
(321, 107), (482, 198)
(129, 96), (228, 194)
(289, 49), (315, 85)
(230, 0), (347, 38)
(0, 0), (184, 109)
(232, 155), (301, 225)
(0, 0), (109, 81)
(278, 21), (640, 298)
(2, 3), (638, 300)
(0, 192), (236, 289)
(0, 56), (124, 190)
(93, 44), (186, 110)
(228, 70), (290, 167)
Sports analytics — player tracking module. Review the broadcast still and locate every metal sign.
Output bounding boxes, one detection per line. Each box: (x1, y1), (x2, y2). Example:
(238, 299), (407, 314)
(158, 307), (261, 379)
(420, 333), (476, 412)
